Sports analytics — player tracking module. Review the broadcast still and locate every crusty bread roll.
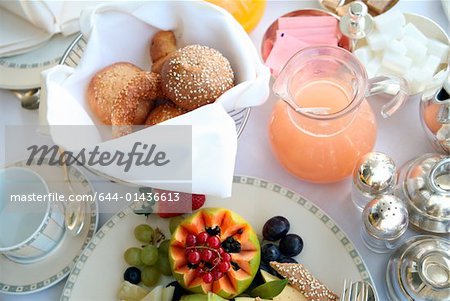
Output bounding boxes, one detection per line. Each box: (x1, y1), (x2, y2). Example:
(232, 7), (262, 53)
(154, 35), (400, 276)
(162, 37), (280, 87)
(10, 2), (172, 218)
(150, 31), (177, 74)
(87, 62), (152, 125)
(145, 101), (187, 126)
(112, 71), (162, 137)
(161, 44), (234, 110)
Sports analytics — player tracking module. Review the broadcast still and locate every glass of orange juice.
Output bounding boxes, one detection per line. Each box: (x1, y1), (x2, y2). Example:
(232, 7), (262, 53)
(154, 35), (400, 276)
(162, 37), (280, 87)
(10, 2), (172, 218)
(269, 46), (409, 183)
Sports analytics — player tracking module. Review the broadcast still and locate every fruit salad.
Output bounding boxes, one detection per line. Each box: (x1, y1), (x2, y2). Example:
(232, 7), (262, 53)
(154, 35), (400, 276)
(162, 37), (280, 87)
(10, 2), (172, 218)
(116, 202), (341, 301)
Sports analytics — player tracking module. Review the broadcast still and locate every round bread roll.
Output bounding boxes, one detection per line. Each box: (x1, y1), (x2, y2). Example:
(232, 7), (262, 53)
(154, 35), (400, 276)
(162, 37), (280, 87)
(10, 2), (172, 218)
(87, 62), (152, 125)
(145, 102), (187, 126)
(112, 71), (162, 137)
(150, 31), (177, 62)
(161, 44), (234, 110)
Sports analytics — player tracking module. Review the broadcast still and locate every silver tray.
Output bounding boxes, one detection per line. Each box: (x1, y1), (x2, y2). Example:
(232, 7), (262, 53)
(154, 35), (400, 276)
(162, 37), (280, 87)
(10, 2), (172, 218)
(59, 33), (251, 138)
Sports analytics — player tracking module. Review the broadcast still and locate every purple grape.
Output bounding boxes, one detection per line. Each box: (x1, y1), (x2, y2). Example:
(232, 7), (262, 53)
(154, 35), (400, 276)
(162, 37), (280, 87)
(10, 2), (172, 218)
(279, 234), (303, 257)
(262, 216), (290, 241)
(261, 243), (281, 263)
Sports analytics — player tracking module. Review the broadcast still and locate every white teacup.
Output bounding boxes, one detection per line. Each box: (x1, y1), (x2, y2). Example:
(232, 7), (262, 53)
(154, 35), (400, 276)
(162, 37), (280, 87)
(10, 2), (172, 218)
(0, 167), (65, 263)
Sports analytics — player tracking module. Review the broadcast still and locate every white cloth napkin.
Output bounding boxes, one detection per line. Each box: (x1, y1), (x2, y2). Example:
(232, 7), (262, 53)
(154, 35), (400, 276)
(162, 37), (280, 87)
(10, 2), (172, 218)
(0, 1), (101, 57)
(40, 1), (271, 197)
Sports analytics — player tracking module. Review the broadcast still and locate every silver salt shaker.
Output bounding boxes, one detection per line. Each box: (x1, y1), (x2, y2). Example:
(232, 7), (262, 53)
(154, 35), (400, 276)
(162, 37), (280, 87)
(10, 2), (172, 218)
(352, 152), (397, 210)
(361, 195), (408, 253)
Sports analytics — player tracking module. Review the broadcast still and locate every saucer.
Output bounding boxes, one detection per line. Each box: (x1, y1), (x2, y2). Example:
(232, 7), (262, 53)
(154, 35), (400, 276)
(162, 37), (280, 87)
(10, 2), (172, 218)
(0, 160), (99, 295)
(0, 33), (76, 90)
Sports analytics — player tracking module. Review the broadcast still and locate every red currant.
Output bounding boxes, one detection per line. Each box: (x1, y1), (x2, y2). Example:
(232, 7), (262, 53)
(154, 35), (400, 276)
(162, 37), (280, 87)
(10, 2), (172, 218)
(212, 270), (224, 280)
(218, 261), (230, 273)
(186, 234), (196, 247)
(197, 232), (209, 244)
(187, 251), (201, 265)
(196, 267), (205, 277)
(207, 236), (221, 249)
(222, 253), (232, 262)
(201, 249), (213, 262)
(203, 272), (213, 283)
(218, 247), (225, 255)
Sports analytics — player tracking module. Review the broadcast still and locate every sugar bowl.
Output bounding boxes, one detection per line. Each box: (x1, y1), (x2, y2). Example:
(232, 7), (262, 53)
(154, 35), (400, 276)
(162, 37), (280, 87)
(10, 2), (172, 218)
(386, 235), (450, 301)
(398, 153), (450, 234)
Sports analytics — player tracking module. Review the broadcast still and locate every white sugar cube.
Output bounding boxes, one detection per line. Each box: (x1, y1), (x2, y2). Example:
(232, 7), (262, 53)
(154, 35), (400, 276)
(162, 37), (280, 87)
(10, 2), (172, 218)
(366, 57), (381, 78)
(422, 55), (441, 75)
(402, 23), (428, 45)
(381, 52), (412, 76)
(404, 67), (434, 94)
(366, 32), (389, 51)
(383, 26), (404, 42)
(388, 39), (407, 56)
(375, 11), (405, 33)
(354, 47), (372, 65)
(401, 36), (427, 61)
(427, 39), (450, 63)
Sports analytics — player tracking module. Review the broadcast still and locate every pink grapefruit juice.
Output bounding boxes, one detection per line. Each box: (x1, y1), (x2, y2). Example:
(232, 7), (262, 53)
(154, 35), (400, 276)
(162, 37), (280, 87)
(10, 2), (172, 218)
(269, 80), (377, 183)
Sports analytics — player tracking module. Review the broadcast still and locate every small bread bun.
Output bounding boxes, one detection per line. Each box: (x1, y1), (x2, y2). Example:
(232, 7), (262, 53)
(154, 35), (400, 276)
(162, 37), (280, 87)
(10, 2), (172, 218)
(112, 71), (162, 137)
(145, 102), (187, 126)
(87, 62), (151, 125)
(161, 44), (234, 110)
(150, 31), (177, 62)
(150, 31), (177, 73)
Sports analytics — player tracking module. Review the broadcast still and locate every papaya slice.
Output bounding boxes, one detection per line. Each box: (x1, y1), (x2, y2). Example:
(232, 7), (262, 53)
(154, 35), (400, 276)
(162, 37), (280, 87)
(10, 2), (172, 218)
(169, 208), (261, 299)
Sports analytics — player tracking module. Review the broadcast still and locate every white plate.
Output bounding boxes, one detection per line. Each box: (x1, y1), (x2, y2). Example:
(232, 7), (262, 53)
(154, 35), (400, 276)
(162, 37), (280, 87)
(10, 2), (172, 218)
(0, 160), (99, 295)
(62, 175), (374, 301)
(0, 33), (76, 90)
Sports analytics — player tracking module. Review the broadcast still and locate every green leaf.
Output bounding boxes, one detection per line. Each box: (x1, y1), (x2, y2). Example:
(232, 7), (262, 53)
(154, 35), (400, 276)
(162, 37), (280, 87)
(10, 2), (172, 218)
(139, 186), (152, 194)
(249, 279), (288, 299)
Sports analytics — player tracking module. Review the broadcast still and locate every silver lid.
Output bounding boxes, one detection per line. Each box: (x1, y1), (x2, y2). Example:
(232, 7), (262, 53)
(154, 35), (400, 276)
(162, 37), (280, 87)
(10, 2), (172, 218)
(363, 195), (408, 240)
(399, 153), (450, 234)
(353, 152), (397, 194)
(339, 1), (374, 40)
(387, 235), (450, 301)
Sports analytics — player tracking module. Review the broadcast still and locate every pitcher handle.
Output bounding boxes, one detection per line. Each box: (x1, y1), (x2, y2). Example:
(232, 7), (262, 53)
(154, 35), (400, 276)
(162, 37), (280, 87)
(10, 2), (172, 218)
(367, 76), (409, 118)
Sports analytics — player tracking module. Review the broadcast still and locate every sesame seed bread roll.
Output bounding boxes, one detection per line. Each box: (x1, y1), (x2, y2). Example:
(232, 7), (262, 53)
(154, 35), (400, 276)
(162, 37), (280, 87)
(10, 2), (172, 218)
(87, 62), (152, 125)
(112, 71), (162, 137)
(270, 262), (339, 301)
(161, 44), (234, 110)
(145, 102), (187, 126)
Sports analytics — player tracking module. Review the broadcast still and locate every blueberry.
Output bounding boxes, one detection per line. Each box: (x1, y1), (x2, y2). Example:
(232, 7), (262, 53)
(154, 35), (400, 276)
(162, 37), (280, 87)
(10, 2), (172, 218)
(262, 216), (290, 241)
(279, 234), (303, 257)
(278, 256), (298, 263)
(261, 243), (281, 263)
(124, 267), (141, 284)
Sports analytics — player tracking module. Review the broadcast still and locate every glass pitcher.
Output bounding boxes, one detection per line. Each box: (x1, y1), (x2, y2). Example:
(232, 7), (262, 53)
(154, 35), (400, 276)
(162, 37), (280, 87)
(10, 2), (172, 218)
(269, 46), (408, 183)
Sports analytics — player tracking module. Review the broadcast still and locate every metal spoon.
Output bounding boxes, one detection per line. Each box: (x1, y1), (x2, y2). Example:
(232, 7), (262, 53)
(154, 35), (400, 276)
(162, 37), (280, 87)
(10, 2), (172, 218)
(12, 88), (40, 110)
(59, 147), (86, 236)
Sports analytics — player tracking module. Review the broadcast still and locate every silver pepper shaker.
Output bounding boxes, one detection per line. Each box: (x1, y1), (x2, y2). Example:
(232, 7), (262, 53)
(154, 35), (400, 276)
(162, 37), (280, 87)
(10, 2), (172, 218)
(352, 152), (397, 210)
(361, 195), (408, 253)
(339, 1), (374, 50)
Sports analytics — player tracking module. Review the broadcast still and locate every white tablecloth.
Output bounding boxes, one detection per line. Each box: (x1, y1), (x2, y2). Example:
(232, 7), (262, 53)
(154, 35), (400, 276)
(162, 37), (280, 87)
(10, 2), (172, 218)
(0, 1), (448, 300)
